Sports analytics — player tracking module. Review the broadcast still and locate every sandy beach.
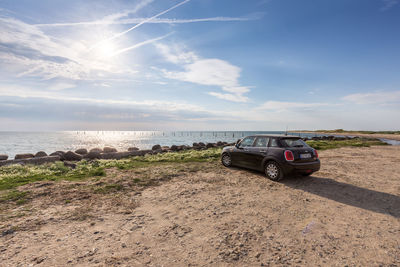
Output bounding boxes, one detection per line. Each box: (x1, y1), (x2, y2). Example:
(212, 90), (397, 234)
(1, 145), (399, 266)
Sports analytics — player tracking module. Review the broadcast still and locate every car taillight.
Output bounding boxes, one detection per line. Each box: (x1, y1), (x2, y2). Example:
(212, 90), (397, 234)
(314, 149), (319, 159)
(284, 150), (294, 161)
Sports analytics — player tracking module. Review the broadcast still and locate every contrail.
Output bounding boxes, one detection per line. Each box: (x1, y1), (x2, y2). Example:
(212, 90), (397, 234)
(35, 16), (257, 27)
(89, 0), (190, 51)
(108, 32), (173, 58)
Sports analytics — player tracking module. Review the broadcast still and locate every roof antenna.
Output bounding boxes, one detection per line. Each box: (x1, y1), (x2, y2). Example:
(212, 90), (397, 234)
(285, 125), (288, 136)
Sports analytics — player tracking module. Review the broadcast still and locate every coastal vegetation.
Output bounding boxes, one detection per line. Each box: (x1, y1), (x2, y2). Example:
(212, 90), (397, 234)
(308, 129), (400, 135)
(0, 139), (388, 206)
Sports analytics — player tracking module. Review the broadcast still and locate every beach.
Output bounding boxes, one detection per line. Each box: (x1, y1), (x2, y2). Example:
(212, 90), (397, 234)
(1, 145), (399, 266)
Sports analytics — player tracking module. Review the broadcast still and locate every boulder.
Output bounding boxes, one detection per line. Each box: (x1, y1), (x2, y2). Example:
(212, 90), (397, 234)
(128, 147), (139, 152)
(198, 142), (206, 147)
(50, 151), (66, 160)
(192, 143), (199, 147)
(152, 144), (161, 151)
(0, 155), (61, 167)
(216, 141), (224, 146)
(64, 151), (83, 161)
(206, 143), (215, 148)
(15, 153), (34, 160)
(103, 147), (117, 153)
(170, 145), (179, 151)
(35, 151), (48, 158)
(89, 148), (103, 153)
(75, 148), (88, 155)
(84, 151), (102, 160)
(0, 154), (8, 161)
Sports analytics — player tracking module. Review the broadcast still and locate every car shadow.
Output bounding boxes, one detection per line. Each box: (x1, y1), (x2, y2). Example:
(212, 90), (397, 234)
(282, 175), (400, 218)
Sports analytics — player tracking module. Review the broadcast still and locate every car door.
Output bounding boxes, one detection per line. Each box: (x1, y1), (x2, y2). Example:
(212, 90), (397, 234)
(234, 136), (256, 167)
(245, 137), (270, 170)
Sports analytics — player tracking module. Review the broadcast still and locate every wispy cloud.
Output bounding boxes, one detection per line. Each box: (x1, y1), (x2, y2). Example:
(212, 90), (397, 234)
(257, 101), (331, 111)
(158, 44), (251, 102)
(109, 32), (173, 57)
(89, 0), (190, 51)
(342, 90), (400, 104)
(35, 16), (257, 27)
(381, 0), (399, 11)
(0, 85), (204, 112)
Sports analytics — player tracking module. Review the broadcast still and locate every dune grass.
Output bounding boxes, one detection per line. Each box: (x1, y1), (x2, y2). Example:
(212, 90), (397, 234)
(306, 138), (388, 150)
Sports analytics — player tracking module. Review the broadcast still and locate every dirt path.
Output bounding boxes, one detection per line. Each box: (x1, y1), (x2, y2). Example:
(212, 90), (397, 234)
(1, 146), (399, 266)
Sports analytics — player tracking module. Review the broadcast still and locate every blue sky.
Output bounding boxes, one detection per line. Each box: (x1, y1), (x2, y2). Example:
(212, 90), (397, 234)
(0, 0), (399, 131)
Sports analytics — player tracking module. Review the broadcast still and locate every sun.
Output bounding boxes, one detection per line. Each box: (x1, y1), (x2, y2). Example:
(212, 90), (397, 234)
(94, 40), (117, 59)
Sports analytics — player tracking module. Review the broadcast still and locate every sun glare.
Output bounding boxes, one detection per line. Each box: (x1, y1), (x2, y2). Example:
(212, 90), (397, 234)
(94, 40), (117, 59)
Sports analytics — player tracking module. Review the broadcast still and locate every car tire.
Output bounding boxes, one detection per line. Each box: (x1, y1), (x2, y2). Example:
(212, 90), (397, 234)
(264, 161), (283, 181)
(301, 172), (313, 176)
(221, 153), (232, 167)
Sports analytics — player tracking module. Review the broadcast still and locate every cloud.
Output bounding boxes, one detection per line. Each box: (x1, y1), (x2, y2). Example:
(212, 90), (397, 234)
(109, 32), (173, 57)
(342, 90), (400, 104)
(257, 101), (330, 111)
(159, 46), (251, 102)
(0, 85), (205, 112)
(35, 16), (258, 27)
(381, 0), (399, 11)
(89, 0), (190, 51)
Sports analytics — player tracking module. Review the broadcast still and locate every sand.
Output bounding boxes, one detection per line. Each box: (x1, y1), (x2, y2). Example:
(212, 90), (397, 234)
(1, 146), (399, 266)
(296, 131), (400, 141)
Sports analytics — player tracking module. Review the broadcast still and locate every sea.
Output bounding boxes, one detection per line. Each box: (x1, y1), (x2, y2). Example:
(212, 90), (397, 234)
(0, 131), (399, 159)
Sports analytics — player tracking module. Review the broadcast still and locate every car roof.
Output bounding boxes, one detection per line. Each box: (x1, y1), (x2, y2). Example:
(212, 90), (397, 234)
(246, 134), (302, 139)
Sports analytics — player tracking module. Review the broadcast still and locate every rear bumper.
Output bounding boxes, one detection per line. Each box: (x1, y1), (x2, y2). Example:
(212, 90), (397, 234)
(281, 160), (320, 175)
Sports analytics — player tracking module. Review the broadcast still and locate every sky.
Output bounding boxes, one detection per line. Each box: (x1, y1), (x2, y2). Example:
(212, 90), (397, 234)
(0, 0), (399, 131)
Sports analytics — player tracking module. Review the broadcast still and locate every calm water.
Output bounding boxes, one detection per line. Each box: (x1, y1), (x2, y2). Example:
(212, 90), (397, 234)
(0, 131), (398, 159)
(0, 131), (313, 158)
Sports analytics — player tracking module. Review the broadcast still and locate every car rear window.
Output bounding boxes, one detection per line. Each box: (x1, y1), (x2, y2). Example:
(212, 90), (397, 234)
(281, 138), (309, 148)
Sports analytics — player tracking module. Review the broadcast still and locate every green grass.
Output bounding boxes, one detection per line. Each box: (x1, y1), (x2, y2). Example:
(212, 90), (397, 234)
(0, 148), (222, 192)
(306, 138), (388, 150)
(312, 129), (400, 135)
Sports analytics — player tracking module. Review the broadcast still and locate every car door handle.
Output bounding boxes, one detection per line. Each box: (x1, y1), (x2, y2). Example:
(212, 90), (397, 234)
(244, 149), (249, 152)
(260, 150), (267, 153)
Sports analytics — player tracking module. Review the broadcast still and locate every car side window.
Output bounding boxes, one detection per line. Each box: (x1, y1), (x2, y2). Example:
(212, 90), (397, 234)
(239, 137), (256, 148)
(269, 138), (280, 147)
(254, 137), (269, 147)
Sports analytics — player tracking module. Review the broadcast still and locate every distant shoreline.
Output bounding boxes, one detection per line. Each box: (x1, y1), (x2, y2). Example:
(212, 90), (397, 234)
(292, 131), (400, 141)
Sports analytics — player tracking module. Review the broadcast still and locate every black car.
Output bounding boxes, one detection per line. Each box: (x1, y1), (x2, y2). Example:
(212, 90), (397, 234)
(221, 135), (320, 181)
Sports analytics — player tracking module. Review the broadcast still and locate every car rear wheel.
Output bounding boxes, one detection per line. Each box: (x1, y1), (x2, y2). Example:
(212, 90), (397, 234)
(265, 161), (283, 181)
(221, 153), (232, 167)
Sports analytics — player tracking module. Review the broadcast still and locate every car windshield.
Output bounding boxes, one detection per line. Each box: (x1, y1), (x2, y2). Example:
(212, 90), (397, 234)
(281, 138), (309, 148)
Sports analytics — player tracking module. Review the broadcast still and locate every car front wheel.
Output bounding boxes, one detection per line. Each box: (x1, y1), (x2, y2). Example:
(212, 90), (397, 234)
(221, 153), (232, 167)
(265, 161), (283, 181)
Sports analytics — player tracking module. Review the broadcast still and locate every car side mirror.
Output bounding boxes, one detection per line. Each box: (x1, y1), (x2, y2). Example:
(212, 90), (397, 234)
(235, 139), (242, 148)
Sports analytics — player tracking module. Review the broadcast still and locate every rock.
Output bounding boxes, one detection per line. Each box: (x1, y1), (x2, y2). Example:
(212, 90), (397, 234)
(75, 148), (88, 155)
(84, 151), (102, 160)
(64, 161), (77, 169)
(64, 151), (83, 161)
(50, 151), (66, 160)
(15, 153), (34, 160)
(216, 141), (224, 146)
(152, 144), (161, 151)
(0, 156), (61, 167)
(170, 145), (179, 151)
(0, 154), (8, 161)
(90, 148), (103, 153)
(103, 147), (117, 153)
(128, 147), (139, 152)
(198, 142), (206, 147)
(35, 151), (48, 158)
(192, 143), (199, 147)
(206, 143), (215, 148)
